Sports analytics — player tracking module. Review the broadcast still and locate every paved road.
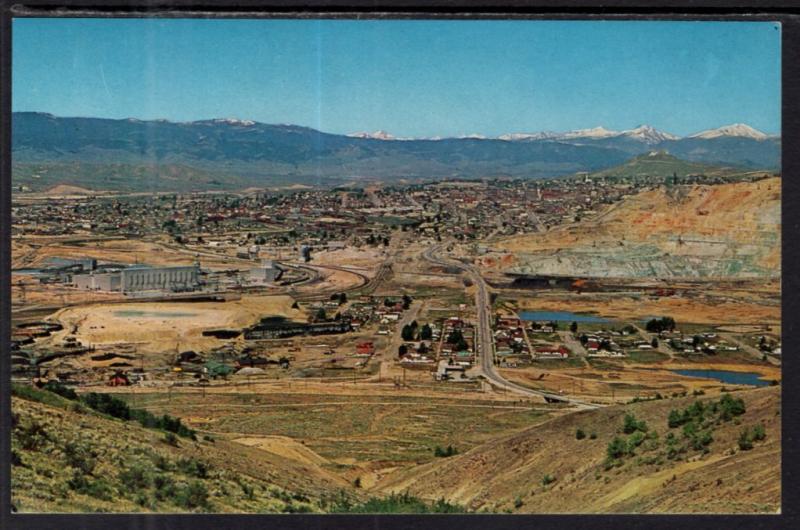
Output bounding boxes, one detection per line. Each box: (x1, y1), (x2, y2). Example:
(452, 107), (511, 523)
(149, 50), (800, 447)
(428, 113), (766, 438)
(422, 244), (599, 409)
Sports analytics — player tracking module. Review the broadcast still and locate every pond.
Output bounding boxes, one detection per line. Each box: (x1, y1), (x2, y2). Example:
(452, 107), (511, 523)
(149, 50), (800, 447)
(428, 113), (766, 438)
(113, 310), (198, 319)
(670, 369), (772, 387)
(519, 310), (609, 323)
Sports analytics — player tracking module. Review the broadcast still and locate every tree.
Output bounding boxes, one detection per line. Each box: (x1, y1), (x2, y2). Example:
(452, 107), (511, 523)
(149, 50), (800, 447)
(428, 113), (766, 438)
(651, 337), (659, 348)
(398, 344), (408, 357)
(402, 294), (412, 310)
(645, 317), (676, 333)
(315, 308), (327, 321)
(570, 321), (578, 334)
(401, 325), (415, 341)
(420, 324), (433, 341)
(338, 292), (347, 305)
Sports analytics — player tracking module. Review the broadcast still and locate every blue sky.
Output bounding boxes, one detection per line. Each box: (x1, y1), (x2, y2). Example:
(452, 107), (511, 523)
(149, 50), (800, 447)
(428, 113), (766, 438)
(13, 18), (781, 137)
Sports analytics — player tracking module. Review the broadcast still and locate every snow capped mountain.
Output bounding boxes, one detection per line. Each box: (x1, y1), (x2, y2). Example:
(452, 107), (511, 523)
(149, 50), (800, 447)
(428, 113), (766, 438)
(347, 130), (396, 140)
(618, 124), (679, 144)
(560, 126), (620, 139)
(498, 131), (561, 141)
(689, 123), (769, 140)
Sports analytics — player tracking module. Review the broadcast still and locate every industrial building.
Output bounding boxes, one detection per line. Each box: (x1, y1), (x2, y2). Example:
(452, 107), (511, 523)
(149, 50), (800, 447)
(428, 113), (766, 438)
(249, 259), (284, 283)
(72, 264), (200, 293)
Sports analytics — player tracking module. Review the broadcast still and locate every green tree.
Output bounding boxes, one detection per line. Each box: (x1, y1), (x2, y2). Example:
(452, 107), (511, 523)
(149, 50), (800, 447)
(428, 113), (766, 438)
(420, 324), (433, 341)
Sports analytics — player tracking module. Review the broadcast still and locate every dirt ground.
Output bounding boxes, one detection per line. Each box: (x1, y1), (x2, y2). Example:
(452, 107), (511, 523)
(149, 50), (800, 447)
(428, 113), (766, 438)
(43, 295), (303, 357)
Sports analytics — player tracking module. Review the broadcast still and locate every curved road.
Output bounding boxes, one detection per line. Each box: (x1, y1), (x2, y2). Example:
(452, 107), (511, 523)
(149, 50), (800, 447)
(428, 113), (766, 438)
(422, 244), (598, 410)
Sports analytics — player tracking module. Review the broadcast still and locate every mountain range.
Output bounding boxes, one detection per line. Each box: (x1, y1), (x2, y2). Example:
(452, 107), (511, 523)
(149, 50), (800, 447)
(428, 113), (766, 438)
(11, 112), (780, 192)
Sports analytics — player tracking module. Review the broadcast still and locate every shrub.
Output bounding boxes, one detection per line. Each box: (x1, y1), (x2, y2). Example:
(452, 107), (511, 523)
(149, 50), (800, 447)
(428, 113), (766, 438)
(752, 424), (766, 441)
(163, 432), (179, 447)
(514, 496), (524, 509)
(576, 428), (586, 440)
(607, 437), (627, 460)
(719, 394), (746, 420)
(589, 432), (597, 440)
(119, 463), (153, 491)
(175, 480), (210, 510)
(43, 381), (78, 400)
(68, 470), (114, 501)
(64, 442), (97, 475)
(16, 420), (49, 451)
(541, 474), (556, 486)
(82, 393), (131, 420)
(433, 445), (458, 458)
(177, 457), (209, 478)
(738, 428), (754, 451)
(627, 432), (645, 455)
(153, 474), (177, 501)
(623, 413), (648, 434)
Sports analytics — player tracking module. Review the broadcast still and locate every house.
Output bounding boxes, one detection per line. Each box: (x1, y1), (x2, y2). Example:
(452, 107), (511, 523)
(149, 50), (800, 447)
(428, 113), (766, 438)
(356, 341), (375, 355)
(108, 371), (130, 387)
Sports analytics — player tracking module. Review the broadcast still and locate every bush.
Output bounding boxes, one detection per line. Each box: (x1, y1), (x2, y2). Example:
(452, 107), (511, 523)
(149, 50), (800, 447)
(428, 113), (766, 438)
(177, 457), (209, 478)
(607, 436), (627, 460)
(590, 432), (597, 440)
(43, 381), (78, 400)
(433, 445), (458, 458)
(82, 393), (131, 420)
(64, 442), (97, 475)
(175, 480), (210, 510)
(16, 420), (49, 451)
(738, 429), (754, 451)
(623, 413), (648, 434)
(119, 463), (153, 491)
(627, 432), (645, 455)
(752, 424), (766, 441)
(541, 474), (556, 486)
(153, 474), (177, 501)
(576, 428), (586, 440)
(68, 470), (114, 501)
(719, 394), (746, 420)
(163, 432), (179, 447)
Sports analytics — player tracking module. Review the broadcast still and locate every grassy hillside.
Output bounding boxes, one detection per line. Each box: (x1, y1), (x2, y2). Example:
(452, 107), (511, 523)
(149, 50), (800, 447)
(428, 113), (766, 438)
(376, 386), (780, 513)
(10, 385), (351, 513)
(10, 384), (473, 513)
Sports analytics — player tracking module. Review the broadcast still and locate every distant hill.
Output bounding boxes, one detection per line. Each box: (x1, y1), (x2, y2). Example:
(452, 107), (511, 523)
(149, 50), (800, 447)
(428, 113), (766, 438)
(12, 113), (781, 192)
(588, 151), (761, 180)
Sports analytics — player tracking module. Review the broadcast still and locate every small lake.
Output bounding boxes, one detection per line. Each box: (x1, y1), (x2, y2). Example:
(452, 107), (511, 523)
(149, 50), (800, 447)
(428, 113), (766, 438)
(114, 310), (198, 319)
(519, 310), (609, 323)
(671, 369), (771, 387)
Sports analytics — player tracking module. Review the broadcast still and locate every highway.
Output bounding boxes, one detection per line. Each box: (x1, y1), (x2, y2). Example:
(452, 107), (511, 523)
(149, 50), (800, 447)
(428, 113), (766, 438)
(422, 244), (599, 410)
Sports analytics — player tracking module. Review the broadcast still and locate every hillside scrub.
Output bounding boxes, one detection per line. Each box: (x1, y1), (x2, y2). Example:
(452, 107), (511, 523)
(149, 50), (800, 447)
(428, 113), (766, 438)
(13, 383), (196, 440)
(12, 394), (322, 513)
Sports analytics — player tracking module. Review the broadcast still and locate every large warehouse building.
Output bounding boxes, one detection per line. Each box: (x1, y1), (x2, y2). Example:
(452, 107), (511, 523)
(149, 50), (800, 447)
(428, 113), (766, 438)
(73, 265), (200, 293)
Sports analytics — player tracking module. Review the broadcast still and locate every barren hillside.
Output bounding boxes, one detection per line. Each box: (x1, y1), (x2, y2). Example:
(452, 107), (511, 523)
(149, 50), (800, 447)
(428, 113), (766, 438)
(376, 386), (780, 513)
(496, 178), (780, 279)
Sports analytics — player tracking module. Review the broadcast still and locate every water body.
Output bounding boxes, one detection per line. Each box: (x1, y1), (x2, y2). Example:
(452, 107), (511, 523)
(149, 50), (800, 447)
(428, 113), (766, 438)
(114, 310), (198, 319)
(671, 369), (771, 387)
(519, 310), (609, 323)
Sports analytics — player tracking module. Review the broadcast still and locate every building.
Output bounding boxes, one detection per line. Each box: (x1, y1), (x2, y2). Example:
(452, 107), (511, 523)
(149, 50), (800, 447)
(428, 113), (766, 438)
(72, 265), (200, 293)
(249, 259), (283, 283)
